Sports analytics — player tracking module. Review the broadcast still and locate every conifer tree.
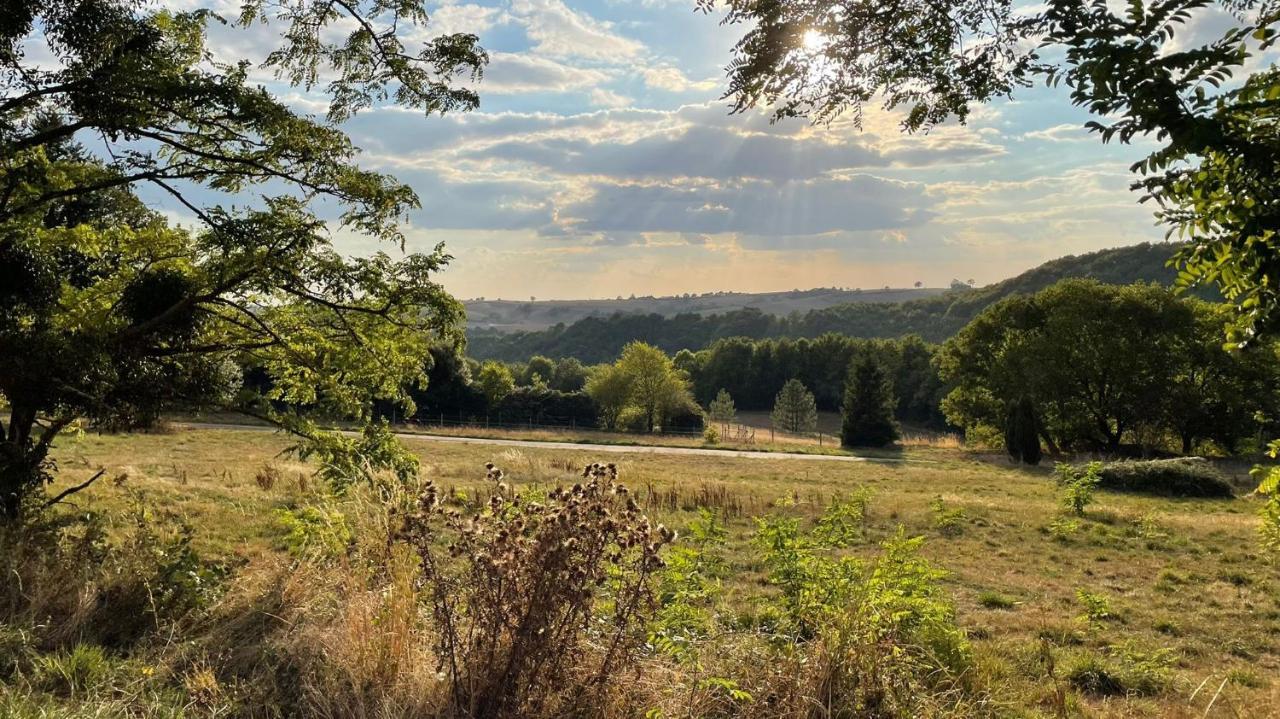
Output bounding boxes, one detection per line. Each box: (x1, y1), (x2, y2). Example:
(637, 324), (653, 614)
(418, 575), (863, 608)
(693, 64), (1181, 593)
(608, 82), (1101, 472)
(842, 356), (899, 448)
(1004, 397), (1043, 465)
(771, 379), (818, 434)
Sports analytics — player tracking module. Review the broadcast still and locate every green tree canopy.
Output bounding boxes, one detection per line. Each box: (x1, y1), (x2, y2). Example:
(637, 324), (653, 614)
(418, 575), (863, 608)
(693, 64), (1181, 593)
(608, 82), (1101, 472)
(0, 0), (487, 518)
(585, 364), (631, 432)
(476, 362), (516, 408)
(708, 389), (737, 427)
(615, 342), (694, 433)
(939, 279), (1279, 453)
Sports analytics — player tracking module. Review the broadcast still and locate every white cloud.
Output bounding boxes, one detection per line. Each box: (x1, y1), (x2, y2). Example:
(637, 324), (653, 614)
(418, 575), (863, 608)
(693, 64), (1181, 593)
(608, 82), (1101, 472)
(481, 52), (612, 94)
(1025, 123), (1091, 142)
(642, 66), (718, 93)
(589, 88), (633, 108)
(510, 0), (645, 61)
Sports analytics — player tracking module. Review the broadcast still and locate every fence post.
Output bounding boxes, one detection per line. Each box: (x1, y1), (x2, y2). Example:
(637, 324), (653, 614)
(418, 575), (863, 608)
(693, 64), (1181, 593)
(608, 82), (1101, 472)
(485, 415), (489, 429)
(439, 412), (443, 427)
(770, 427), (774, 442)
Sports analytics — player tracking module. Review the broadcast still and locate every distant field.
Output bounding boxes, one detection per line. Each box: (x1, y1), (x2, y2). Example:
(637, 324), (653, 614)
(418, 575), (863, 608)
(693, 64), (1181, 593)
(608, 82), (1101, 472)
(31, 426), (1280, 717)
(465, 286), (945, 332)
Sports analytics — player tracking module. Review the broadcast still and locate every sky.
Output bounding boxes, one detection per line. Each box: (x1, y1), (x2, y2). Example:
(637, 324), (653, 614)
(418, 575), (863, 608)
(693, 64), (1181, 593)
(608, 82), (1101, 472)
(169, 0), (1249, 299)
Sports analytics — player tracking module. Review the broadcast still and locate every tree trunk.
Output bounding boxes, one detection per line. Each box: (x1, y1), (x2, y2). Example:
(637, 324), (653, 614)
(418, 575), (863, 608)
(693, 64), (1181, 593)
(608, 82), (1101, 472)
(1181, 432), (1194, 455)
(1, 405), (49, 522)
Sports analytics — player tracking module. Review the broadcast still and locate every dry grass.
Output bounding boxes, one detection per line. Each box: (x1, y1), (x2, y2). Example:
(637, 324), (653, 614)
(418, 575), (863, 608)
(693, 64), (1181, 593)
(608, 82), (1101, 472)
(5, 426), (1279, 717)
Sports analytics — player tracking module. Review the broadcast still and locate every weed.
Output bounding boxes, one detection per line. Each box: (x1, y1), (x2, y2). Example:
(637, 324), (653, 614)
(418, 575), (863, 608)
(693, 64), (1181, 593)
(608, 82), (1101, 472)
(398, 461), (674, 717)
(254, 462), (281, 491)
(930, 495), (967, 537)
(1075, 589), (1114, 623)
(812, 487), (872, 547)
(1057, 462), (1102, 517)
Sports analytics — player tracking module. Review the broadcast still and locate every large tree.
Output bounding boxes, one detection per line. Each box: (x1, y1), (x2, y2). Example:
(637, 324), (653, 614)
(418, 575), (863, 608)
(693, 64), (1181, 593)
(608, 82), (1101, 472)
(938, 279), (1278, 453)
(0, 0), (487, 519)
(615, 342), (694, 433)
(841, 355), (899, 449)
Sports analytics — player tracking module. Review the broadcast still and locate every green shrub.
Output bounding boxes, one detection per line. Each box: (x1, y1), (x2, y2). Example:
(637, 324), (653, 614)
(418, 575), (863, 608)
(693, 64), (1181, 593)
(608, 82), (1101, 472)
(1075, 589), (1114, 623)
(813, 488), (873, 547)
(275, 501), (353, 558)
(702, 425), (720, 445)
(1057, 462), (1102, 516)
(930, 496), (967, 537)
(1093, 458), (1234, 498)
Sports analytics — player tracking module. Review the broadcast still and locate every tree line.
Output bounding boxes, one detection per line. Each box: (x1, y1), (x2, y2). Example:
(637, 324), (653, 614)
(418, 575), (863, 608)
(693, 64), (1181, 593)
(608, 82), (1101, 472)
(466, 243), (1211, 364)
(415, 278), (1280, 458)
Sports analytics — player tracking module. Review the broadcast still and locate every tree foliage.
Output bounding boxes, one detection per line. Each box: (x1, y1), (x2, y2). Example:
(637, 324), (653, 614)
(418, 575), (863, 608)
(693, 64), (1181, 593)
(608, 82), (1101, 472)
(771, 379), (818, 434)
(708, 389), (737, 428)
(1004, 397), (1043, 466)
(477, 361), (516, 407)
(703, 0), (1279, 341)
(939, 280), (1280, 454)
(841, 356), (899, 448)
(0, 0), (486, 518)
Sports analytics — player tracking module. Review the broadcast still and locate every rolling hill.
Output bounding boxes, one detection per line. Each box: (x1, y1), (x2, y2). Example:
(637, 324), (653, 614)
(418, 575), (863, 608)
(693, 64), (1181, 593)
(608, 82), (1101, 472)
(464, 286), (946, 332)
(467, 242), (1212, 363)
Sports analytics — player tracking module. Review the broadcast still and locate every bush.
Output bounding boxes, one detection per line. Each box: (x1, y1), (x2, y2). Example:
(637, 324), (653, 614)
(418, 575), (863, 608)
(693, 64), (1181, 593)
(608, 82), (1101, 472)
(0, 498), (226, 650)
(397, 462), (675, 718)
(1093, 458), (1234, 498)
(663, 397), (706, 433)
(702, 425), (720, 445)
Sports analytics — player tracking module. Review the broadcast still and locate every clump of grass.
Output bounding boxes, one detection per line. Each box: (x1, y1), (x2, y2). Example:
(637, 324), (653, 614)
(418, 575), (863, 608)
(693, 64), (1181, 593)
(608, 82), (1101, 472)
(254, 462), (282, 491)
(977, 590), (1017, 610)
(32, 644), (109, 698)
(1064, 644), (1173, 697)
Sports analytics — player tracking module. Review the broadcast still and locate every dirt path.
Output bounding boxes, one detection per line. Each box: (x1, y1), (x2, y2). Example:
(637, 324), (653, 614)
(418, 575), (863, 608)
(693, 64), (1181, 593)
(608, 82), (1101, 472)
(179, 423), (882, 463)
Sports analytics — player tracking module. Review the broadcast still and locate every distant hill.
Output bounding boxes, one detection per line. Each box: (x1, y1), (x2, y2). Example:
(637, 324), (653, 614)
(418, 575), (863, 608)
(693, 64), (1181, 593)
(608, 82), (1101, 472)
(467, 242), (1214, 363)
(464, 286), (946, 332)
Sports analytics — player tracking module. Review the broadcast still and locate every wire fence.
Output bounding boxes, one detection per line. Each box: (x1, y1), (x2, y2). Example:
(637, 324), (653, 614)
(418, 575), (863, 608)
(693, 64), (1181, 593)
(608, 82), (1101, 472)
(393, 412), (842, 447)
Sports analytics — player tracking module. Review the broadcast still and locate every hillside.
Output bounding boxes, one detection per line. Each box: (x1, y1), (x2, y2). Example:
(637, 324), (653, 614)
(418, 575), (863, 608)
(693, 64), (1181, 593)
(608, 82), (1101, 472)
(465, 286), (946, 332)
(467, 242), (1212, 363)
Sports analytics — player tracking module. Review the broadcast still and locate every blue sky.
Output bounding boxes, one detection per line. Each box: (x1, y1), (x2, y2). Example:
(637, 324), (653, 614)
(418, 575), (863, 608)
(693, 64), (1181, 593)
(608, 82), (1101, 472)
(188, 0), (1248, 299)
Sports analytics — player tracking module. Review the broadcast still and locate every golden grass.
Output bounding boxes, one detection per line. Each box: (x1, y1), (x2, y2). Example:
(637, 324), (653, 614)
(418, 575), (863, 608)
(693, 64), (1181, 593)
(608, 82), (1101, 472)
(26, 426), (1280, 717)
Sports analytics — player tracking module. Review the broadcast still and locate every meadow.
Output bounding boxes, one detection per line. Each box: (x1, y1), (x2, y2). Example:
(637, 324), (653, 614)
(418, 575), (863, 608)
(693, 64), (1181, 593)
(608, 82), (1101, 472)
(3, 427), (1277, 717)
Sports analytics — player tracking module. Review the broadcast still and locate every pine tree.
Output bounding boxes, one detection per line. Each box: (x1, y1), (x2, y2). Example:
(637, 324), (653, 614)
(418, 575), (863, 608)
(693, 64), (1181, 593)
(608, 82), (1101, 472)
(771, 379), (818, 434)
(842, 356), (899, 448)
(1004, 397), (1043, 465)
(708, 389), (737, 429)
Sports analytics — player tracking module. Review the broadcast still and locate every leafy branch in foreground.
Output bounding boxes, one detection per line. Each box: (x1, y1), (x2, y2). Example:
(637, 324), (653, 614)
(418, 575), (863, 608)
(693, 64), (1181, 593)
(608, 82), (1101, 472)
(1, 0), (485, 519)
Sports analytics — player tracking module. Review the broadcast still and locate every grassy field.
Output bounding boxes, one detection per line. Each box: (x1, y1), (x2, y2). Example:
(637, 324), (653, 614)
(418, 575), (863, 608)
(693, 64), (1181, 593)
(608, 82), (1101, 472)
(18, 426), (1279, 717)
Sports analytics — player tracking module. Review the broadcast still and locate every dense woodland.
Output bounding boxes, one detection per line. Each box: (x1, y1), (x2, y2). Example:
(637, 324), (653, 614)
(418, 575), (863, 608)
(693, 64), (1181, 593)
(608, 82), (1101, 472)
(468, 243), (1215, 363)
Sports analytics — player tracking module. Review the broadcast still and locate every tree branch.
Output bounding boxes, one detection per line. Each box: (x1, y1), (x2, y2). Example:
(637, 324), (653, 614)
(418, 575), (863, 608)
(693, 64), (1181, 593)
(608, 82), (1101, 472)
(42, 469), (106, 509)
